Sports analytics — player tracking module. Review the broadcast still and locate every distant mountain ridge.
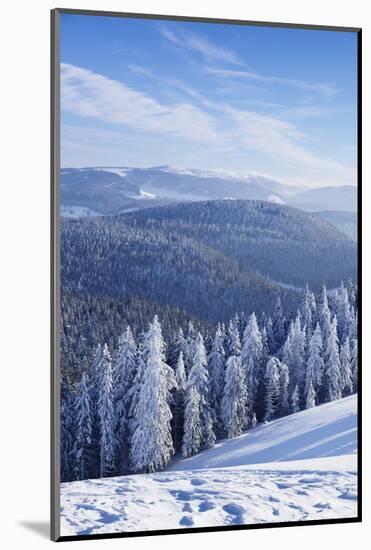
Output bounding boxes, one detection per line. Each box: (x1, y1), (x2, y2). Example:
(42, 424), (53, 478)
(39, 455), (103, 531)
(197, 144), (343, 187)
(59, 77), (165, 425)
(61, 166), (357, 215)
(290, 185), (357, 212)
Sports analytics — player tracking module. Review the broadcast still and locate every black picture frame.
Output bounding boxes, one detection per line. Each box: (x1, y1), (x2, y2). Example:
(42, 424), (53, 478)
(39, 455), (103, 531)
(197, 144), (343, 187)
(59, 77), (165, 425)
(51, 8), (362, 542)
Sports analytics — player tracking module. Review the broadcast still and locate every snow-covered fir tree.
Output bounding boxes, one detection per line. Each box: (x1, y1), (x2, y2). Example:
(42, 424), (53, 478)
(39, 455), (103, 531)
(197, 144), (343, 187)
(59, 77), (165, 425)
(168, 327), (187, 369)
(324, 316), (342, 402)
(264, 316), (275, 356)
(300, 284), (314, 336)
(73, 371), (93, 480)
(278, 361), (290, 416)
(182, 386), (202, 457)
(207, 324), (226, 436)
(292, 314), (306, 393)
(187, 333), (216, 449)
(241, 313), (263, 418)
(221, 355), (247, 438)
(171, 351), (187, 451)
(184, 321), (196, 374)
(98, 344), (116, 478)
(340, 337), (353, 396)
(281, 315), (305, 397)
(112, 326), (138, 474)
(226, 318), (241, 357)
(264, 357), (281, 421)
(319, 283), (332, 343)
(335, 283), (352, 345)
(130, 317), (176, 472)
(305, 323), (324, 401)
(305, 381), (316, 409)
(88, 344), (103, 478)
(272, 297), (286, 352)
(61, 377), (76, 482)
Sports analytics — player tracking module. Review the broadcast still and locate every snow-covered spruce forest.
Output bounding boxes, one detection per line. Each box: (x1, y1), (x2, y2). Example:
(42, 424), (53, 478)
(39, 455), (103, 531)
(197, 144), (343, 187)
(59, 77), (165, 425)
(61, 281), (358, 483)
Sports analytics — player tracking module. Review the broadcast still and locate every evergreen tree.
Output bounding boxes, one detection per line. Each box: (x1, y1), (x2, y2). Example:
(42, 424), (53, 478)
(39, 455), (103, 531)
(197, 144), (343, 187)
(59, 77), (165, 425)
(172, 352), (187, 451)
(112, 326), (138, 474)
(168, 327), (187, 369)
(61, 377), (75, 482)
(73, 372), (93, 480)
(281, 324), (293, 372)
(261, 326), (269, 366)
(278, 361), (290, 416)
(182, 387), (202, 457)
(272, 297), (285, 352)
(127, 352), (146, 437)
(207, 325), (226, 436)
(226, 318), (241, 357)
(221, 355), (247, 438)
(305, 323), (324, 401)
(305, 381), (316, 409)
(264, 316), (275, 356)
(291, 384), (300, 413)
(282, 315), (305, 396)
(241, 312), (262, 418)
(184, 321), (196, 374)
(324, 316), (342, 402)
(187, 333), (216, 449)
(319, 283), (331, 343)
(335, 282), (352, 344)
(130, 317), (176, 472)
(301, 285), (314, 335)
(348, 308), (358, 344)
(98, 344), (116, 477)
(88, 344), (103, 478)
(264, 357), (280, 421)
(340, 337), (353, 396)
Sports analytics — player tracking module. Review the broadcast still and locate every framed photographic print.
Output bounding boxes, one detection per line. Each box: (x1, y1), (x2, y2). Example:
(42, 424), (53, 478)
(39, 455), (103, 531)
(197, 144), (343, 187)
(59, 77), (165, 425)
(51, 8), (361, 542)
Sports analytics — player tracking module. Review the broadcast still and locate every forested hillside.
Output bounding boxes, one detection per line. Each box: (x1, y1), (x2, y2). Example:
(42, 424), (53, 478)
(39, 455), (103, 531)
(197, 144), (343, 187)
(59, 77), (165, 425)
(120, 200), (356, 288)
(61, 203), (301, 326)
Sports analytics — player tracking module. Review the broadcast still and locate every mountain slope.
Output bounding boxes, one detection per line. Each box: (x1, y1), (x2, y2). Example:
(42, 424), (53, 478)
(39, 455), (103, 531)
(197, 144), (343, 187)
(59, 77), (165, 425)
(169, 395), (357, 471)
(60, 396), (357, 536)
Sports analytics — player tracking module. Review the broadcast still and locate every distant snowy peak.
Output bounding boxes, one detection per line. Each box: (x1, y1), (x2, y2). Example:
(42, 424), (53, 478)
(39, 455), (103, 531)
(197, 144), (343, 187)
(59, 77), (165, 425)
(60, 166), (357, 217)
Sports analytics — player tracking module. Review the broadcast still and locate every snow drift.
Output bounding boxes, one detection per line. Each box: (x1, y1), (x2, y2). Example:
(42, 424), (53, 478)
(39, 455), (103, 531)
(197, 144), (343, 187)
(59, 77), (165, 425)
(169, 394), (357, 472)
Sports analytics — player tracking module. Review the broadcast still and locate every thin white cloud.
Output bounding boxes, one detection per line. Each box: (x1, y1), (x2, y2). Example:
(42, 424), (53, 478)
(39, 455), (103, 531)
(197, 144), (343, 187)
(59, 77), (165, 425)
(159, 26), (241, 65)
(205, 66), (338, 97)
(224, 106), (355, 184)
(61, 63), (355, 187)
(127, 64), (154, 78)
(61, 63), (220, 144)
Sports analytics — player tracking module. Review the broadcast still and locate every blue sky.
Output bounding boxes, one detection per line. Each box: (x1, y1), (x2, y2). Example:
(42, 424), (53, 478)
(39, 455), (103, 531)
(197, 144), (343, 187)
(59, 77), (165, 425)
(60, 14), (358, 188)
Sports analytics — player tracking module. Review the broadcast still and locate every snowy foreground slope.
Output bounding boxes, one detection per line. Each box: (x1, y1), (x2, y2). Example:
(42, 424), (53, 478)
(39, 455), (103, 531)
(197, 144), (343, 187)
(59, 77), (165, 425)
(61, 396), (358, 536)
